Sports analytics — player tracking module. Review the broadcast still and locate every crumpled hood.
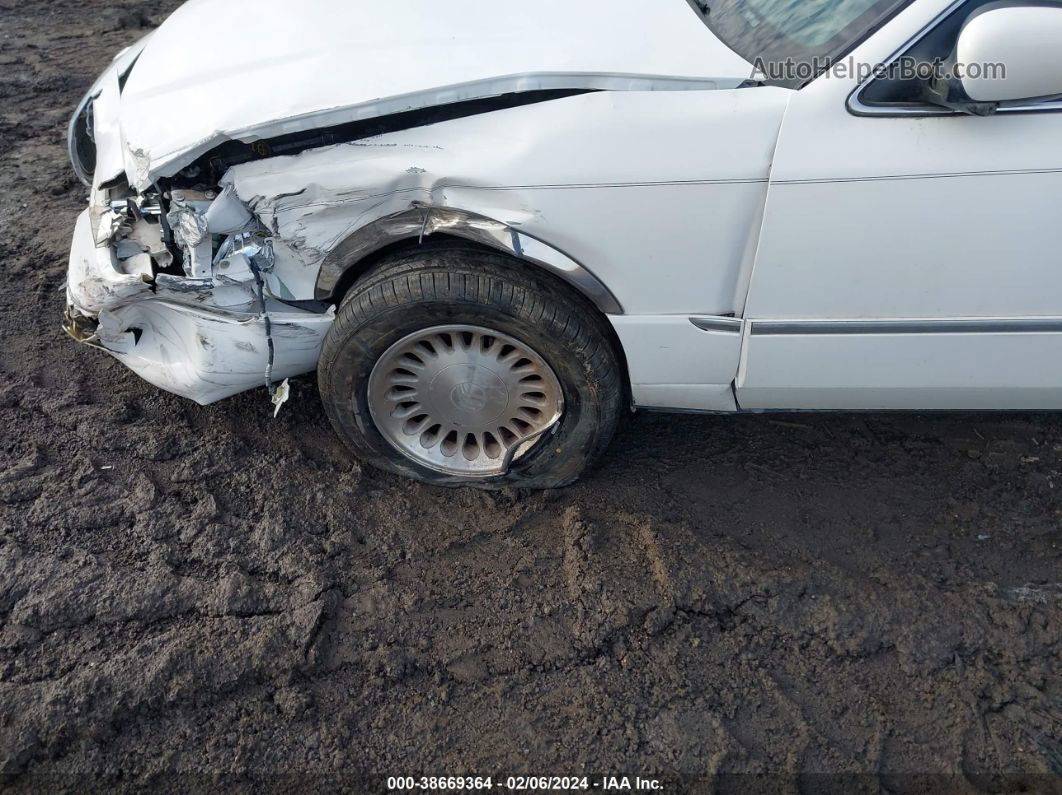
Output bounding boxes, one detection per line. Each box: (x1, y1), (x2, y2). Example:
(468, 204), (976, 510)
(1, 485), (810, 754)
(117, 0), (752, 189)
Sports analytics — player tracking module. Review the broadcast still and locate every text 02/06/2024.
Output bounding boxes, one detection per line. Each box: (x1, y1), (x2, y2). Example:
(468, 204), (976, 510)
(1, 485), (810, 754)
(386, 776), (664, 791)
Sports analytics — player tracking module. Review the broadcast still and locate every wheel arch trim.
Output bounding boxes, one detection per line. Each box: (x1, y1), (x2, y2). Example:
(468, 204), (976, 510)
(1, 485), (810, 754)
(313, 205), (624, 315)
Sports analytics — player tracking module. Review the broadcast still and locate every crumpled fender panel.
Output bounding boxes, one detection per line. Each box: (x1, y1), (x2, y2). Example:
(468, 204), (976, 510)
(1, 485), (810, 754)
(223, 88), (791, 316)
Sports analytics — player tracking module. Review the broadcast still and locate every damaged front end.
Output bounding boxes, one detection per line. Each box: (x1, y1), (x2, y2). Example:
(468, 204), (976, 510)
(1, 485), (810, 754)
(64, 177), (333, 406)
(64, 0), (762, 410)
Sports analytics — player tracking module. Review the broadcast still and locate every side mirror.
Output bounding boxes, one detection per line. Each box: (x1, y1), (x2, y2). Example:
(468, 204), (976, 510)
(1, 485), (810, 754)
(957, 5), (1062, 104)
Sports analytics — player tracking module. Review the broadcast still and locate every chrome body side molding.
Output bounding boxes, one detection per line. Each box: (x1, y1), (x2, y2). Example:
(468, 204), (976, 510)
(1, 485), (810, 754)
(690, 316), (743, 334)
(751, 318), (1062, 335)
(314, 206), (624, 315)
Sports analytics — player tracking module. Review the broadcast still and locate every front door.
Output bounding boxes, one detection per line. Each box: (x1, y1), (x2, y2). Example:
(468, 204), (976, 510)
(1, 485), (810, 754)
(737, 0), (1062, 410)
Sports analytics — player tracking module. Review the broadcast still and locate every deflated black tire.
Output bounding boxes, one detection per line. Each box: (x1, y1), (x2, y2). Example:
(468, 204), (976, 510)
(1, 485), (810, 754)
(318, 246), (625, 489)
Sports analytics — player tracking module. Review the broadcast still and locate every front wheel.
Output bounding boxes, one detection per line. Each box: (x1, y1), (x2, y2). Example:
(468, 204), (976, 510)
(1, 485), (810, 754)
(317, 248), (624, 489)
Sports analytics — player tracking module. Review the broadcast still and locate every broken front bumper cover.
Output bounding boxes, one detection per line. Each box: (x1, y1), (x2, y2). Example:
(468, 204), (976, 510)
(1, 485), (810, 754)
(64, 208), (333, 406)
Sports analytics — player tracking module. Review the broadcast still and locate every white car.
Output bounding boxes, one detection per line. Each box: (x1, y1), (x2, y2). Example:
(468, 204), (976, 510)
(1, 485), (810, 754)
(65, 0), (1062, 488)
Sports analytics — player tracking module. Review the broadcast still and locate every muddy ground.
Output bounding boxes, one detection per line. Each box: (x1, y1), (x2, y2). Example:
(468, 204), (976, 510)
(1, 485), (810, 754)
(0, 1), (1059, 791)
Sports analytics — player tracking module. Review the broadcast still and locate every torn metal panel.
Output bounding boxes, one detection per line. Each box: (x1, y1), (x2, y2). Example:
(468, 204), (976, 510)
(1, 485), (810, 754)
(115, 0), (754, 188)
(204, 185), (254, 235)
(65, 186), (330, 405)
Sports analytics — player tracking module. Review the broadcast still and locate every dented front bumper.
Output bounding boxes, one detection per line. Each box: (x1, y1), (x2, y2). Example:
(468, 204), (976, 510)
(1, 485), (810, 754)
(64, 206), (334, 406)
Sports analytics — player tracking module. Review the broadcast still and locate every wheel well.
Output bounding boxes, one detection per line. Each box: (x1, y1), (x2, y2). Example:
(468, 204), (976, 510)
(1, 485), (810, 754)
(329, 234), (474, 305)
(330, 234), (633, 407)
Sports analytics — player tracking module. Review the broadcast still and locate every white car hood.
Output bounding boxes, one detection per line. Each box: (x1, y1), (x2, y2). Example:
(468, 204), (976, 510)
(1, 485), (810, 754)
(117, 0), (753, 188)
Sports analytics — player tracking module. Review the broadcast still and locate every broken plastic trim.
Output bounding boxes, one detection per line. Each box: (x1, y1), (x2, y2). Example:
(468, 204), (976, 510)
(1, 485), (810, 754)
(191, 90), (593, 184)
(314, 206), (624, 315)
(245, 240), (278, 394)
(62, 309), (101, 346)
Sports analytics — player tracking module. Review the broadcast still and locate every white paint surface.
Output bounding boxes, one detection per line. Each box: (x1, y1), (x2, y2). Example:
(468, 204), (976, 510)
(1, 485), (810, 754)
(118, 0), (753, 186)
(65, 0), (1062, 414)
(737, 0), (1062, 410)
(610, 316), (743, 411)
(96, 301), (333, 406)
(739, 327), (1062, 410)
(958, 6), (1062, 103)
(227, 88), (790, 314)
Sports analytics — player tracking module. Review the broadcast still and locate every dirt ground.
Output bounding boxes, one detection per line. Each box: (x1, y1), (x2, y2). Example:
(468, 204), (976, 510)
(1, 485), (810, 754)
(0, 1), (1059, 791)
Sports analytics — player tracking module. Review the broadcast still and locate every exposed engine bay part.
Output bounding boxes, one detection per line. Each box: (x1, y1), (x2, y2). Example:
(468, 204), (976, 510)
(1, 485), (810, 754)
(315, 206), (623, 315)
(65, 176), (334, 405)
(166, 190), (213, 278)
(77, 182), (263, 301)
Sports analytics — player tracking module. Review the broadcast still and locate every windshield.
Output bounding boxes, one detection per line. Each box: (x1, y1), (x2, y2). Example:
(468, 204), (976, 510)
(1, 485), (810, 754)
(690, 0), (913, 87)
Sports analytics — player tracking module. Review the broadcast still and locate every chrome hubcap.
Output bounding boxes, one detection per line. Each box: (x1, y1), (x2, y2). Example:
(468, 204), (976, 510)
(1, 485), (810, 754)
(367, 325), (565, 477)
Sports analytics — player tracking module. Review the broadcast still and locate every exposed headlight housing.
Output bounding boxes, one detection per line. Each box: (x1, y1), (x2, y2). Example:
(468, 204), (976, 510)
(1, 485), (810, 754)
(67, 35), (153, 187)
(68, 89), (99, 186)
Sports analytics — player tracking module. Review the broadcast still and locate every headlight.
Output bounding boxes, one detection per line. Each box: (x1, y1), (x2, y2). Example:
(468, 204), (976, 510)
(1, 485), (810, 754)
(68, 89), (98, 187)
(67, 35), (152, 187)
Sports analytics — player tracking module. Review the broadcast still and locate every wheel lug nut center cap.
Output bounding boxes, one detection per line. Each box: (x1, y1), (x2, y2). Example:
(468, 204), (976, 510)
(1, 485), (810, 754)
(433, 365), (509, 425)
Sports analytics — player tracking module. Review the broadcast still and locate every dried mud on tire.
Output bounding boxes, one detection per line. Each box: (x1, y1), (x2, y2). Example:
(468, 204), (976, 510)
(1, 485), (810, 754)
(0, 1), (1059, 790)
